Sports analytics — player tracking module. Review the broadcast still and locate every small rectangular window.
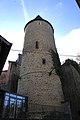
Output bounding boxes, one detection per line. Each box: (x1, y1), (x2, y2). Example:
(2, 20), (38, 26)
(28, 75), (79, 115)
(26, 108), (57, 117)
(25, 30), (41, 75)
(39, 22), (41, 25)
(36, 41), (39, 49)
(42, 59), (46, 64)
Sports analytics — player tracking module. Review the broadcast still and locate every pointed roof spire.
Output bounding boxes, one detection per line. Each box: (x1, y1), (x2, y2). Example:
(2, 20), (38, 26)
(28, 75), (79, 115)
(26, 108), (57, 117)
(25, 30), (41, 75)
(24, 15), (54, 33)
(35, 15), (43, 20)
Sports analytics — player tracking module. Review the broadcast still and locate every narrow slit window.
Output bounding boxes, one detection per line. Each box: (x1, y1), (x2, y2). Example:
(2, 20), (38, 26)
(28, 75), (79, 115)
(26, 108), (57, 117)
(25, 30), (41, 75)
(36, 41), (39, 49)
(37, 22), (41, 25)
(39, 22), (41, 25)
(42, 59), (46, 65)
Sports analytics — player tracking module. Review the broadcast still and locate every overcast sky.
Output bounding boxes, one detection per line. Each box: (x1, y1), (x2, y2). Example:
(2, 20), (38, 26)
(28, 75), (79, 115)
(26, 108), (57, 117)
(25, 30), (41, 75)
(0, 0), (80, 70)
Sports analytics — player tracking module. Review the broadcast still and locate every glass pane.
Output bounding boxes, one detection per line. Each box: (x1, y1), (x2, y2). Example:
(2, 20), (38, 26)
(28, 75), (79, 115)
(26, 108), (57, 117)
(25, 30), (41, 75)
(22, 100), (26, 112)
(2, 100), (9, 118)
(9, 98), (16, 118)
(4, 100), (8, 106)
(17, 99), (22, 108)
(22, 97), (25, 100)
(16, 98), (27, 118)
(10, 93), (16, 98)
(5, 92), (9, 96)
(4, 95), (9, 101)
(17, 95), (23, 99)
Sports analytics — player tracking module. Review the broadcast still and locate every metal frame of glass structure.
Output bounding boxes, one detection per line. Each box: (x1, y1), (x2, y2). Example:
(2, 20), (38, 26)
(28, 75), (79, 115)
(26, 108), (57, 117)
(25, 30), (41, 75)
(0, 89), (28, 119)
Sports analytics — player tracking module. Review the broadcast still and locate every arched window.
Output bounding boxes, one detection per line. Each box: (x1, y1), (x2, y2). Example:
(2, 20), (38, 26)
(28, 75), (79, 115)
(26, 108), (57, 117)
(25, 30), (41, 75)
(36, 41), (39, 49)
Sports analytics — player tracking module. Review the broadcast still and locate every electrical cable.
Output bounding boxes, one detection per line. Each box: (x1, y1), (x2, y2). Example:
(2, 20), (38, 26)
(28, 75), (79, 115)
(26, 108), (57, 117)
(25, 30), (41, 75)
(11, 49), (78, 58)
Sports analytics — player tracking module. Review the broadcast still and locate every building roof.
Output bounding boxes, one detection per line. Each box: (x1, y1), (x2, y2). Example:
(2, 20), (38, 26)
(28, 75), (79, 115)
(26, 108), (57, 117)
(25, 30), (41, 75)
(24, 15), (54, 32)
(76, 0), (80, 8)
(0, 35), (12, 75)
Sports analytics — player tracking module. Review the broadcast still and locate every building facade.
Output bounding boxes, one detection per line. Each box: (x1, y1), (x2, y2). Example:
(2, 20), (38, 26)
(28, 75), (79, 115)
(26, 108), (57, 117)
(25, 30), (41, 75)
(62, 59), (80, 120)
(0, 54), (22, 93)
(0, 35), (12, 75)
(76, 0), (80, 8)
(17, 16), (70, 119)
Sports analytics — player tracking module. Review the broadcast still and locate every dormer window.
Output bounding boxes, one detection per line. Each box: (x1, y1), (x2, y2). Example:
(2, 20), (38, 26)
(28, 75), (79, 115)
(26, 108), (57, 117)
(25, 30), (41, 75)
(36, 41), (39, 49)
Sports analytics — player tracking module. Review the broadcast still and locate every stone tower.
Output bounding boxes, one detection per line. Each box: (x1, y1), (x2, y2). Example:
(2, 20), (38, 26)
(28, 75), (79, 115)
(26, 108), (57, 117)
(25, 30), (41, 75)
(17, 16), (69, 119)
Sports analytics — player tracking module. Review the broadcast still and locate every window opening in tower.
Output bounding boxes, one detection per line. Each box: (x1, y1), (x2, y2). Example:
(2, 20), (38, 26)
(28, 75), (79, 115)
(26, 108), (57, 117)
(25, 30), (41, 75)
(42, 58), (46, 65)
(36, 41), (39, 49)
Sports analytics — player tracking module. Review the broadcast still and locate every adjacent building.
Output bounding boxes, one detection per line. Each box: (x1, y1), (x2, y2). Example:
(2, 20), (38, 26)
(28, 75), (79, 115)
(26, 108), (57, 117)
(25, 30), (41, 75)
(0, 35), (12, 75)
(62, 59), (80, 120)
(8, 54), (22, 93)
(0, 54), (22, 93)
(76, 0), (80, 8)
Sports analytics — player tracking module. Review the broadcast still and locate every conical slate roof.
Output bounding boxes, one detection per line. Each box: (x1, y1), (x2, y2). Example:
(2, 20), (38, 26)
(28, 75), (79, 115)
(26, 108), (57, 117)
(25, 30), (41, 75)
(24, 15), (54, 32)
(35, 15), (43, 20)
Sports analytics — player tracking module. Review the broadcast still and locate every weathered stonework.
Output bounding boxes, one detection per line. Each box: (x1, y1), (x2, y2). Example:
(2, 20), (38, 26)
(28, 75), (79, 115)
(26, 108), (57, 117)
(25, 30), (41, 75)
(17, 16), (70, 119)
(62, 59), (80, 120)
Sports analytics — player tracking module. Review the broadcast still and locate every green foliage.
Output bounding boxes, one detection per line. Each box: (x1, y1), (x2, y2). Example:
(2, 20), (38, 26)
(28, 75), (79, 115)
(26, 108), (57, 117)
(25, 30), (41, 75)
(50, 49), (66, 92)
(50, 49), (61, 77)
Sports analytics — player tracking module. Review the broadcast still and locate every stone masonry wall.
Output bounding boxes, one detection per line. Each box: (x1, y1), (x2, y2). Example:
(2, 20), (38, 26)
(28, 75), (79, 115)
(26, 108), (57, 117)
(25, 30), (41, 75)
(17, 19), (65, 114)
